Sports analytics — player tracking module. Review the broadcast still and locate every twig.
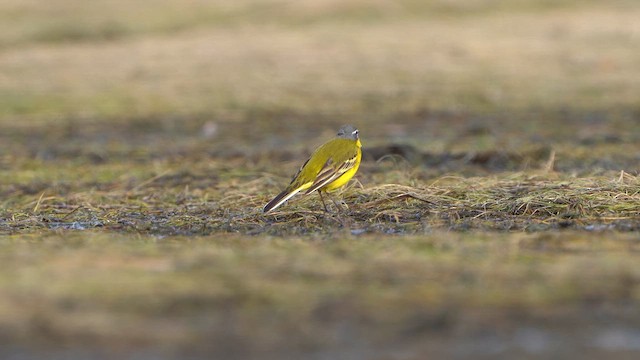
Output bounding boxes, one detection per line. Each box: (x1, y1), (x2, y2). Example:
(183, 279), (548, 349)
(130, 169), (172, 191)
(544, 149), (556, 173)
(60, 206), (83, 221)
(364, 193), (436, 208)
(33, 192), (45, 213)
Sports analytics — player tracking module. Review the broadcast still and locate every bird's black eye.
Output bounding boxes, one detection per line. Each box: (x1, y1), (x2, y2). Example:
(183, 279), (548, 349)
(352, 130), (358, 135)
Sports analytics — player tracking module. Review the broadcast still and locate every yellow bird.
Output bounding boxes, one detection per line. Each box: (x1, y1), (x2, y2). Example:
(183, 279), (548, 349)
(263, 125), (362, 213)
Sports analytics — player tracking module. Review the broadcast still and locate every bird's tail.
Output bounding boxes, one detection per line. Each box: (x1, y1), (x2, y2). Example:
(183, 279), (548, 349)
(263, 187), (303, 213)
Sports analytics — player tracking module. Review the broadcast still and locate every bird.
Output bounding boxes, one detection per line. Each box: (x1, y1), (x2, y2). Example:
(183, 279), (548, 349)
(263, 125), (362, 213)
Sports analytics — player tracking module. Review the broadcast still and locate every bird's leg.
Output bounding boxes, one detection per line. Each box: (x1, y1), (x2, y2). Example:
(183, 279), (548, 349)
(317, 190), (329, 212)
(326, 192), (348, 212)
(324, 192), (352, 227)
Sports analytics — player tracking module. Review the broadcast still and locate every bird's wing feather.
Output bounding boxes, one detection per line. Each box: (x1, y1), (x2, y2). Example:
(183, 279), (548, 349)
(287, 158), (310, 186)
(304, 154), (358, 195)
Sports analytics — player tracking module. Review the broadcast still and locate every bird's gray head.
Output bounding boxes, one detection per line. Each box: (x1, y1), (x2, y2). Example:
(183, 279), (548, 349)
(337, 125), (359, 140)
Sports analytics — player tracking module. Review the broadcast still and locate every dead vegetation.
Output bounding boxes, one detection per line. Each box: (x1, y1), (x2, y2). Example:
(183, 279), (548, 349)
(2, 162), (638, 236)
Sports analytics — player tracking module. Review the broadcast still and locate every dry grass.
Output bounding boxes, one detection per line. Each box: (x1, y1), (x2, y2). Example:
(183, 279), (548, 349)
(2, 157), (638, 235)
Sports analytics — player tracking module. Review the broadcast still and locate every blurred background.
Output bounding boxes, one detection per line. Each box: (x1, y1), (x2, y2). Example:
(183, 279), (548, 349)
(1, 0), (638, 158)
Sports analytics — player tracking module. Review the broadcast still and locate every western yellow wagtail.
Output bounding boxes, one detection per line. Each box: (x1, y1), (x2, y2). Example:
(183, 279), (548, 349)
(263, 125), (362, 213)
